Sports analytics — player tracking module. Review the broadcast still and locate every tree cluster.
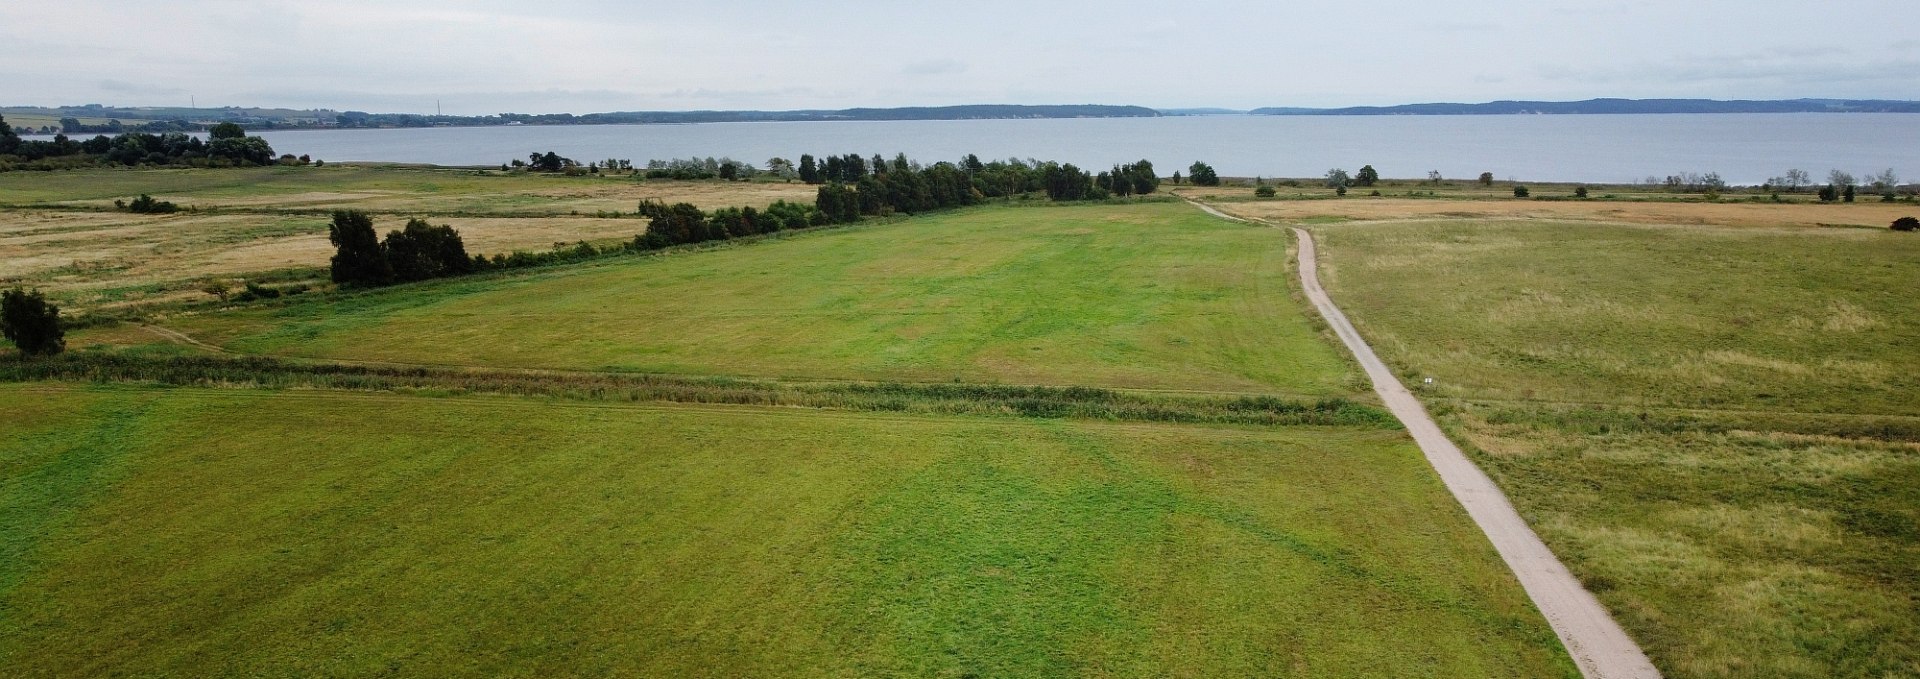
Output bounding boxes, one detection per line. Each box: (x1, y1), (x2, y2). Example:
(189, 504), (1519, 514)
(1096, 160), (1159, 196)
(0, 117), (278, 171)
(635, 199), (828, 249)
(1187, 161), (1220, 186)
(1, 287), (64, 357)
(328, 211), (474, 287)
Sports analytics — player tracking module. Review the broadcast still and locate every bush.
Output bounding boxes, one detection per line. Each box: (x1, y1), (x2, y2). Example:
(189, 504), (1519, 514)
(1335, 186), (1347, 196)
(1254, 185), (1276, 198)
(1, 287), (64, 356)
(1574, 186), (1589, 198)
(1893, 216), (1918, 232)
(1478, 172), (1494, 186)
(1513, 185), (1530, 198)
(126, 193), (179, 214)
(1818, 185), (1838, 202)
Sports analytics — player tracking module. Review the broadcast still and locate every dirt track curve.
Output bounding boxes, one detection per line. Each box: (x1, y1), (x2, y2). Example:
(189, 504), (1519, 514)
(1286, 222), (1661, 678)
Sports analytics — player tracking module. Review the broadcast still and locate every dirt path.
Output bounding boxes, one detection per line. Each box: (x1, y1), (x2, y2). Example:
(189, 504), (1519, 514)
(1286, 224), (1660, 678)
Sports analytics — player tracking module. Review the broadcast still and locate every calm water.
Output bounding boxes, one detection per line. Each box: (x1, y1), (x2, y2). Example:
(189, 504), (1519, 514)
(43, 114), (1920, 185)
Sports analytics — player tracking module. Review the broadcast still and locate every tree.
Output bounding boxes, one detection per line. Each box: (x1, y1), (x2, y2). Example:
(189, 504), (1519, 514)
(1513, 185), (1530, 198)
(208, 135), (275, 165)
(328, 210), (391, 286)
(0, 114), (17, 155)
(1187, 161), (1219, 186)
(1574, 186), (1589, 198)
(1426, 170), (1443, 184)
(1355, 165), (1379, 187)
(1783, 169), (1810, 193)
(1829, 170), (1855, 189)
(209, 122), (247, 140)
(1868, 168), (1900, 191)
(1324, 169), (1350, 188)
(1478, 172), (1494, 186)
(1172, 170), (1182, 185)
(383, 218), (471, 282)
(798, 154), (820, 184)
(1818, 185), (1839, 202)
(1843, 184), (1855, 202)
(766, 157), (796, 181)
(1891, 216), (1918, 232)
(1, 287), (64, 356)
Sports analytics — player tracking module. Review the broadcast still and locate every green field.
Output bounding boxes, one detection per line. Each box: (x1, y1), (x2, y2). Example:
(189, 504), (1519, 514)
(160, 202), (1359, 395)
(1310, 218), (1920, 677)
(0, 384), (1573, 677)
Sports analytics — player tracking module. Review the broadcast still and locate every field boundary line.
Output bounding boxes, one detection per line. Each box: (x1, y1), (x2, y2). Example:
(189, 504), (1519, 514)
(1282, 221), (1660, 678)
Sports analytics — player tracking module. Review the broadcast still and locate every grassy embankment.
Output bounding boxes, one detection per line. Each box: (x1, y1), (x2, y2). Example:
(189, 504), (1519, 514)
(4, 193), (1579, 676)
(1306, 218), (1919, 678)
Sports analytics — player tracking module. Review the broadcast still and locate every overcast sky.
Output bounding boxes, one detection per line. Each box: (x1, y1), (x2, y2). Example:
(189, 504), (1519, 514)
(5, 1), (1915, 114)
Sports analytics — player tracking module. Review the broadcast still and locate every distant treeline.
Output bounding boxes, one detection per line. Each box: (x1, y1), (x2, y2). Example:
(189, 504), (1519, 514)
(328, 152), (1178, 289)
(1251, 98), (1920, 116)
(336, 105), (1160, 128)
(0, 117), (281, 172)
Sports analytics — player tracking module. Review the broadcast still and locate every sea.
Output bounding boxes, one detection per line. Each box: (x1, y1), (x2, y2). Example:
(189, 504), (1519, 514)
(30, 113), (1920, 185)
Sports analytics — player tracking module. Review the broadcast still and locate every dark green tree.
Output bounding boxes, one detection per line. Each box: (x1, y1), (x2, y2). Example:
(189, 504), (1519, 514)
(328, 210), (391, 286)
(1, 287), (64, 356)
(1355, 165), (1379, 187)
(1478, 172), (1494, 186)
(1891, 216), (1918, 232)
(798, 154), (820, 184)
(1843, 185), (1856, 203)
(0, 114), (18, 154)
(383, 218), (472, 282)
(1513, 185), (1530, 198)
(209, 122), (247, 140)
(1187, 161), (1220, 186)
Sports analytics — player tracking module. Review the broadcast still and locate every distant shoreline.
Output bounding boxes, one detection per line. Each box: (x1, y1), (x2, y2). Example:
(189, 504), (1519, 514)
(9, 99), (1918, 136)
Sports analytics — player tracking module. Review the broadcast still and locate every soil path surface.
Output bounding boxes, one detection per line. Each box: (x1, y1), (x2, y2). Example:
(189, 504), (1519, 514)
(1286, 223), (1661, 678)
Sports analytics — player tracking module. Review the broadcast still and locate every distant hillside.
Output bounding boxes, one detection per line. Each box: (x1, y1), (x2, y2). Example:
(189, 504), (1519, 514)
(2, 103), (1160, 133)
(1250, 98), (1920, 115)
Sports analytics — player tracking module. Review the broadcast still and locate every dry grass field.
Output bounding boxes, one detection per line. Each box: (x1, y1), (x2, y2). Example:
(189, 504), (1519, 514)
(0, 166), (818, 308)
(1295, 213), (1919, 678)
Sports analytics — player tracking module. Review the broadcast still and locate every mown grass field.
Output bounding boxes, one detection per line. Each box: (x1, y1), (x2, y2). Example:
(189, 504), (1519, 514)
(1308, 218), (1920, 678)
(0, 384), (1575, 677)
(153, 202), (1360, 396)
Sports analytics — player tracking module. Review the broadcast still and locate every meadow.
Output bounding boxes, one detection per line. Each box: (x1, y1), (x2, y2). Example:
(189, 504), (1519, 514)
(139, 202), (1360, 396)
(1304, 217), (1920, 678)
(0, 384), (1574, 678)
(0, 164), (1601, 675)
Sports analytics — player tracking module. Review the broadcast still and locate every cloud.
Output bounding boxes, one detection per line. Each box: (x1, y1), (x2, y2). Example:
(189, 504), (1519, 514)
(902, 59), (967, 77)
(98, 79), (186, 97)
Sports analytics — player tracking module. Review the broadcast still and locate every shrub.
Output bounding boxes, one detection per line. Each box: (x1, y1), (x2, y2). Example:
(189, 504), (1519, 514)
(1335, 186), (1347, 196)
(1574, 186), (1589, 198)
(1893, 216), (1918, 232)
(1513, 185), (1530, 198)
(1, 287), (64, 356)
(1478, 172), (1494, 186)
(1818, 185), (1838, 202)
(126, 193), (179, 214)
(1254, 185), (1276, 198)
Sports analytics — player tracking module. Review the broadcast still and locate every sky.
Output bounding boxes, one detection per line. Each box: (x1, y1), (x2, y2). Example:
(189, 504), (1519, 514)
(4, 0), (1915, 115)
